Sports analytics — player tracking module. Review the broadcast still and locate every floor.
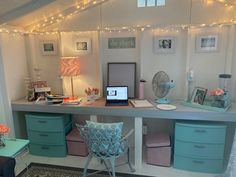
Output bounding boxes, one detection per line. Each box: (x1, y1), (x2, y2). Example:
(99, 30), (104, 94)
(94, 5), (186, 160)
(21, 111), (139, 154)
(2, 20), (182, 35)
(15, 153), (217, 177)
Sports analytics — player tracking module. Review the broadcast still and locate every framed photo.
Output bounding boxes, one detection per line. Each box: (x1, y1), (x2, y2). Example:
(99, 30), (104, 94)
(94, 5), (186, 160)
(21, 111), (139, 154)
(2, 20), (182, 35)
(40, 40), (57, 55)
(108, 37), (136, 49)
(196, 34), (219, 52)
(153, 36), (176, 54)
(74, 38), (91, 55)
(191, 87), (208, 105)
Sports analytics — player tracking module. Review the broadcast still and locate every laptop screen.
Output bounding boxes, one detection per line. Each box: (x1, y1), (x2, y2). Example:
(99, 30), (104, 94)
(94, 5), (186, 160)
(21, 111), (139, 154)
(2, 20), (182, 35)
(106, 86), (128, 101)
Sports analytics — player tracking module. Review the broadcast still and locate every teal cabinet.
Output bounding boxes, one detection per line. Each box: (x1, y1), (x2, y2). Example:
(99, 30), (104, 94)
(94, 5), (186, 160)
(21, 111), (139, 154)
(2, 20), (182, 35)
(175, 122), (226, 143)
(174, 121), (226, 173)
(25, 113), (72, 157)
(174, 155), (223, 173)
(175, 140), (225, 159)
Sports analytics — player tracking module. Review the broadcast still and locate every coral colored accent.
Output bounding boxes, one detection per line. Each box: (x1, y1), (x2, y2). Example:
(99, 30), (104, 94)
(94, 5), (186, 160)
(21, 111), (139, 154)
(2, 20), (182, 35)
(0, 124), (10, 134)
(209, 88), (225, 96)
(60, 58), (80, 77)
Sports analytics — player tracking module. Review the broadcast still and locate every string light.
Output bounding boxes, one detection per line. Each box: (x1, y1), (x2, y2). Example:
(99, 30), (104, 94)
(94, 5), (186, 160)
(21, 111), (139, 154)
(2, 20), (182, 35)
(27, 0), (109, 32)
(0, 0), (235, 35)
(205, 0), (236, 8)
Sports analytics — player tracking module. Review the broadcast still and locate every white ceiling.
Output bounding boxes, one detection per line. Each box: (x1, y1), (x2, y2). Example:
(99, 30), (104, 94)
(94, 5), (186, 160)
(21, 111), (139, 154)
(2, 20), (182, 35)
(0, 0), (31, 16)
(0, 0), (83, 27)
(0, 0), (236, 29)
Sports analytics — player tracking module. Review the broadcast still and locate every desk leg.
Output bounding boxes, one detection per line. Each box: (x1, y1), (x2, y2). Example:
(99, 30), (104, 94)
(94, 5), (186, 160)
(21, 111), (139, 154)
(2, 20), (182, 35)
(90, 115), (98, 122)
(135, 117), (143, 169)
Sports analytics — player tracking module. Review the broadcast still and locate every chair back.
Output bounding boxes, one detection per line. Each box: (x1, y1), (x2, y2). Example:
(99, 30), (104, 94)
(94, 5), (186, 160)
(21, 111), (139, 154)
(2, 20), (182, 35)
(77, 125), (127, 159)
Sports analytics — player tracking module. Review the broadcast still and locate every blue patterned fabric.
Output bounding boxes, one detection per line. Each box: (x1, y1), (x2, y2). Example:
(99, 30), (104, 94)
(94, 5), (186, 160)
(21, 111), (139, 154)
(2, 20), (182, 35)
(77, 123), (135, 177)
(84, 121), (124, 157)
(86, 121), (123, 139)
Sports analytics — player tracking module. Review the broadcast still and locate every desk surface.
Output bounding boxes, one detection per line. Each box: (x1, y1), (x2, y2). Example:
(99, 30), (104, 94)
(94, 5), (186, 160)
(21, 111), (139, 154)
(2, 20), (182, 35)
(0, 138), (29, 157)
(11, 98), (236, 122)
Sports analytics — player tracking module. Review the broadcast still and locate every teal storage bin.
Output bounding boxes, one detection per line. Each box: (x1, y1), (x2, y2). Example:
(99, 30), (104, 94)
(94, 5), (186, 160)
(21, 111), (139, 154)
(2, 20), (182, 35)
(174, 121), (226, 173)
(29, 144), (67, 157)
(27, 130), (66, 145)
(25, 113), (72, 157)
(25, 113), (71, 132)
(174, 154), (223, 173)
(175, 122), (226, 143)
(175, 140), (225, 159)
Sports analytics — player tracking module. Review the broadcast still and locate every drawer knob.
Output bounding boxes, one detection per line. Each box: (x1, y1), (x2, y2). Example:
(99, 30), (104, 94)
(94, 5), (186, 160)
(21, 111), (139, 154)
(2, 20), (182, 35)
(194, 129), (206, 133)
(193, 145), (206, 149)
(41, 146), (50, 150)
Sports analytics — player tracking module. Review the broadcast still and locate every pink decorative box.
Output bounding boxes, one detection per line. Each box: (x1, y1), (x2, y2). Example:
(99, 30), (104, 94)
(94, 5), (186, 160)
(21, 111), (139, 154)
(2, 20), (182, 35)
(145, 133), (171, 167)
(66, 128), (88, 156)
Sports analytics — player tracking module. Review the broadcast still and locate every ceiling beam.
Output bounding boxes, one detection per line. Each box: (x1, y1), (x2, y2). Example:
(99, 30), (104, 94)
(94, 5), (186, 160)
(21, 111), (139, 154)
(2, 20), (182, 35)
(0, 0), (56, 25)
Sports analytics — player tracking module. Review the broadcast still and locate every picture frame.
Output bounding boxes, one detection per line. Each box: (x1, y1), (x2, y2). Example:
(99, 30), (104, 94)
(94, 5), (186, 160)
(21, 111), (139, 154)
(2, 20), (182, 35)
(153, 36), (176, 54)
(196, 34), (219, 53)
(40, 40), (57, 55)
(107, 62), (136, 98)
(108, 37), (136, 49)
(74, 38), (91, 55)
(191, 87), (208, 105)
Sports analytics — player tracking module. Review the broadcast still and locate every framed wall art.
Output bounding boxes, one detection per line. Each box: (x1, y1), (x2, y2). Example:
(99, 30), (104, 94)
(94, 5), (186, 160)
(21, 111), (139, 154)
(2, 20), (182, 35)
(107, 62), (136, 98)
(74, 38), (91, 55)
(108, 37), (136, 49)
(40, 40), (57, 55)
(153, 36), (176, 54)
(191, 87), (208, 105)
(196, 34), (219, 53)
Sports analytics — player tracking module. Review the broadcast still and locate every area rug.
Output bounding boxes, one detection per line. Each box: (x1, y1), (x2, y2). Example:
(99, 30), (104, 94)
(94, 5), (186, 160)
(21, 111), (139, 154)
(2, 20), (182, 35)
(17, 163), (150, 177)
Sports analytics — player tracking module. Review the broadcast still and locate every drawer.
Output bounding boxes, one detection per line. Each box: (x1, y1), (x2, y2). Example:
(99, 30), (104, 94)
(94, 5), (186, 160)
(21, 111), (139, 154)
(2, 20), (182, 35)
(29, 143), (67, 157)
(26, 113), (71, 132)
(175, 140), (225, 159)
(173, 154), (223, 173)
(27, 130), (66, 145)
(175, 122), (226, 143)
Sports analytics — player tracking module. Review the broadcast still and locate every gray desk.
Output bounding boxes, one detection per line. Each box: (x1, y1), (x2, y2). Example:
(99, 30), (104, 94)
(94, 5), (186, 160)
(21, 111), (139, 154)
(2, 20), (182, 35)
(11, 98), (236, 169)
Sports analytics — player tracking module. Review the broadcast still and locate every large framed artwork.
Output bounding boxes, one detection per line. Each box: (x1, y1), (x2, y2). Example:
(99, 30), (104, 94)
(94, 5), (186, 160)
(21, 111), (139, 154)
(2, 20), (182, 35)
(74, 38), (91, 55)
(108, 37), (136, 49)
(153, 36), (176, 54)
(107, 62), (136, 98)
(196, 34), (219, 53)
(40, 40), (57, 55)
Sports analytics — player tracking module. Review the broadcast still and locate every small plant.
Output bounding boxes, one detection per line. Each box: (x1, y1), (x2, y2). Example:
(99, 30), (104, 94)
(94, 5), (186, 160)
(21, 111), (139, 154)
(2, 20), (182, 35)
(85, 87), (99, 96)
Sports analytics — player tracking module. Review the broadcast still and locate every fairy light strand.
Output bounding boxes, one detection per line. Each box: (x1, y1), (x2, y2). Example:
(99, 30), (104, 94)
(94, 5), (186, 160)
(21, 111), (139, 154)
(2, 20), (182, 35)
(0, 0), (235, 34)
(26, 0), (108, 33)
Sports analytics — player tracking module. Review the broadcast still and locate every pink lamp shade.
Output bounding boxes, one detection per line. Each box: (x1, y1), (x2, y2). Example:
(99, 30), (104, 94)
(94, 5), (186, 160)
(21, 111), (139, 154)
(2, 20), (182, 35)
(60, 57), (80, 77)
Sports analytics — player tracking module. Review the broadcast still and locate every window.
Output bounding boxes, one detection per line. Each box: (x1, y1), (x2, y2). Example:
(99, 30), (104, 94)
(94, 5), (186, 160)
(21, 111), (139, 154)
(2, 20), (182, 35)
(137, 0), (165, 7)
(147, 0), (155, 7)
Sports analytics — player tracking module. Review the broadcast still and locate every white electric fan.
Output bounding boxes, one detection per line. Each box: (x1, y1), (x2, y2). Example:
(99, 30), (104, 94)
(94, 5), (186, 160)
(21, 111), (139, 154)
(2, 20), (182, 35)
(152, 71), (175, 104)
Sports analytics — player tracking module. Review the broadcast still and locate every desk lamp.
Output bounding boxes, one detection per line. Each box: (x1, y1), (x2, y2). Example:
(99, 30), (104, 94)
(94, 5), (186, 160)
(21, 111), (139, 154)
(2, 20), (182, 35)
(60, 57), (80, 99)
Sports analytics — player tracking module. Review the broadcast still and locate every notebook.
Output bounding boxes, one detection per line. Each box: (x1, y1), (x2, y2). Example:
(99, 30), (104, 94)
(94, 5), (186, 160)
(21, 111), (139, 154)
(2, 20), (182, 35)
(130, 100), (154, 108)
(105, 86), (129, 106)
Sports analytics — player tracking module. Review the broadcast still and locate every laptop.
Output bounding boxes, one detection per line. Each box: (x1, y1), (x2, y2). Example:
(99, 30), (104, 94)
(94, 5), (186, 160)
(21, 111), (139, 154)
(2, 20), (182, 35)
(105, 86), (129, 106)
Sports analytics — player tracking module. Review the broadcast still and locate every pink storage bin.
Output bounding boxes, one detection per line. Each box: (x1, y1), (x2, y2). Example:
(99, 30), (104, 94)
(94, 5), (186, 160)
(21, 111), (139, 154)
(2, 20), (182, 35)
(145, 133), (171, 167)
(66, 128), (88, 156)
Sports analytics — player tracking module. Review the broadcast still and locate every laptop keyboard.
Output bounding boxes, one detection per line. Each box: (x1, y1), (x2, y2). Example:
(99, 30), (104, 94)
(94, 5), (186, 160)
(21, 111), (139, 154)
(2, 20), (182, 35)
(105, 102), (129, 106)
